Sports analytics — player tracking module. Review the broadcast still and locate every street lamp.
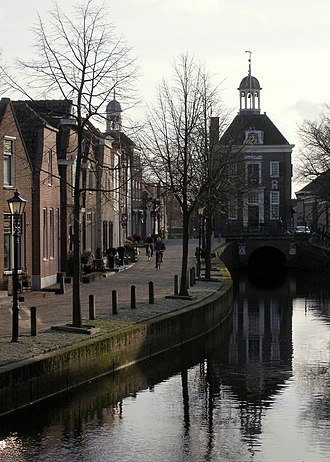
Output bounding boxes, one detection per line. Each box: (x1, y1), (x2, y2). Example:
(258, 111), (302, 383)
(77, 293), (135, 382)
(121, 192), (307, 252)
(7, 190), (26, 342)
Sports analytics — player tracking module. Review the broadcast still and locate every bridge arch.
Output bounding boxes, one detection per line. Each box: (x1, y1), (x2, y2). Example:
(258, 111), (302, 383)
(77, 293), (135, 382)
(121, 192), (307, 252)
(248, 245), (286, 269)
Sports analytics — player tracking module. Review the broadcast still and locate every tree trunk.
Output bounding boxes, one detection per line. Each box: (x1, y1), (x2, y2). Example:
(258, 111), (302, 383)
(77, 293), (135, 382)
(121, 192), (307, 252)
(72, 117), (83, 328)
(204, 209), (213, 280)
(179, 213), (190, 296)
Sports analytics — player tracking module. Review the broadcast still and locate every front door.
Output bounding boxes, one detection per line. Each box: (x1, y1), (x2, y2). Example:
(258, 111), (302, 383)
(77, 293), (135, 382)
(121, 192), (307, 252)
(248, 205), (259, 229)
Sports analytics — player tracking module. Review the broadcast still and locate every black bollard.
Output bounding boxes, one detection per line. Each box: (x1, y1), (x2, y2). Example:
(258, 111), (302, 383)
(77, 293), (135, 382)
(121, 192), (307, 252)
(149, 281), (154, 304)
(192, 266), (196, 285)
(112, 290), (118, 314)
(59, 273), (65, 294)
(174, 275), (179, 295)
(89, 294), (95, 320)
(30, 306), (37, 336)
(131, 285), (136, 309)
(190, 267), (195, 286)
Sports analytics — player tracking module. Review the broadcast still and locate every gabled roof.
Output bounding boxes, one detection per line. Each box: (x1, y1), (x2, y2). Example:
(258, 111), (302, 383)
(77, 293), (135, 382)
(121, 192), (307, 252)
(0, 98), (10, 123)
(220, 113), (290, 146)
(296, 170), (330, 200)
(107, 129), (136, 150)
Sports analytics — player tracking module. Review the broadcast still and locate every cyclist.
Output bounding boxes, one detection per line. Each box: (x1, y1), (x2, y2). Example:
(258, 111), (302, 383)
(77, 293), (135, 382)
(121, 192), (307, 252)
(155, 237), (166, 268)
(145, 234), (154, 258)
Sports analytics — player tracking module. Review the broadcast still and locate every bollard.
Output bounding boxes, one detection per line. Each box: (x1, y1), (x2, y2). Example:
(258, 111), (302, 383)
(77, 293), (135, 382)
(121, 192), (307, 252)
(89, 294), (95, 320)
(190, 266), (195, 286)
(196, 261), (200, 278)
(112, 290), (118, 314)
(30, 306), (37, 336)
(187, 270), (190, 289)
(59, 273), (65, 294)
(174, 275), (179, 295)
(131, 285), (136, 309)
(149, 281), (154, 304)
(191, 266), (196, 285)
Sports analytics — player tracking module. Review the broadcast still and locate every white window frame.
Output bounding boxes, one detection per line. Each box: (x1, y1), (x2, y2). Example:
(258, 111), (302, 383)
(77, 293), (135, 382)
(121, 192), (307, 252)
(43, 208), (48, 259)
(246, 162), (261, 185)
(248, 191), (259, 205)
(4, 137), (15, 186)
(49, 208), (54, 259)
(228, 199), (238, 220)
(47, 149), (53, 185)
(270, 191), (280, 220)
(86, 212), (92, 250)
(270, 161), (279, 178)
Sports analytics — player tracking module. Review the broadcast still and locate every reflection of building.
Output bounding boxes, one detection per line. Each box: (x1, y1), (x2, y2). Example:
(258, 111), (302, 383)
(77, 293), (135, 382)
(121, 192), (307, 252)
(215, 55), (294, 236)
(212, 272), (293, 444)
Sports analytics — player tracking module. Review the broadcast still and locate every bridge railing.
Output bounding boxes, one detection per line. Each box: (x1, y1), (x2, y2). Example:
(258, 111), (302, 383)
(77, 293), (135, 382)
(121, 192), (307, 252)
(221, 222), (290, 238)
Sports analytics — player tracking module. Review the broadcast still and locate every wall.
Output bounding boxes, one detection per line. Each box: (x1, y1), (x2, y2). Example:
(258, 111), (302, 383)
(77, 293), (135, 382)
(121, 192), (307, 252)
(0, 280), (232, 417)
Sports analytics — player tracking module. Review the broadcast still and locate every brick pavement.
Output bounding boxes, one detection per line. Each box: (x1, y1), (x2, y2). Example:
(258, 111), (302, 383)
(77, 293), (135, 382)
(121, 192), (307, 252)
(0, 239), (224, 367)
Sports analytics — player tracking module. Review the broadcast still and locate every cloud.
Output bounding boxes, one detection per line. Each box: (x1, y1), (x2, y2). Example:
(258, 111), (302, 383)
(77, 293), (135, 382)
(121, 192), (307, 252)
(137, 0), (231, 16)
(288, 100), (323, 122)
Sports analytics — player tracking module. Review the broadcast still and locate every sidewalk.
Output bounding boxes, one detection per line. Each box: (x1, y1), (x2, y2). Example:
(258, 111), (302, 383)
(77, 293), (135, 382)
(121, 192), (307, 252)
(0, 239), (224, 367)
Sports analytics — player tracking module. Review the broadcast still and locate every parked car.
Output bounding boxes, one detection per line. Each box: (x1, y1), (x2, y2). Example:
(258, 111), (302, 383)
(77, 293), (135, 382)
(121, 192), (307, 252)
(294, 225), (311, 235)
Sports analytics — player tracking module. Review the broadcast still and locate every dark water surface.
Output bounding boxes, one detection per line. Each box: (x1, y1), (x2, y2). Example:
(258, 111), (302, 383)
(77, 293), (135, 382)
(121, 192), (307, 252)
(0, 270), (329, 462)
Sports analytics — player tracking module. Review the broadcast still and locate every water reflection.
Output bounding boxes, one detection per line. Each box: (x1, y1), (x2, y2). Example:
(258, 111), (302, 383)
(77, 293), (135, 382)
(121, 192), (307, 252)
(0, 270), (329, 462)
(208, 270), (294, 455)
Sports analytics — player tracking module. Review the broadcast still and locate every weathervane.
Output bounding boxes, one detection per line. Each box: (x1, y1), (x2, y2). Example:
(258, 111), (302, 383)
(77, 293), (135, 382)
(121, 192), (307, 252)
(245, 50), (252, 76)
(245, 50), (252, 90)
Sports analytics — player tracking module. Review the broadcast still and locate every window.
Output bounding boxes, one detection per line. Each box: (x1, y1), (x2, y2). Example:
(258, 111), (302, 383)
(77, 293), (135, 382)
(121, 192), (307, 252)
(4, 214), (11, 270)
(47, 149), (53, 185)
(49, 208), (54, 258)
(228, 200), (238, 220)
(3, 213), (25, 271)
(270, 161), (279, 177)
(4, 138), (15, 186)
(270, 191), (279, 220)
(86, 212), (92, 250)
(43, 208), (48, 259)
(71, 158), (76, 196)
(246, 163), (260, 185)
(248, 192), (259, 204)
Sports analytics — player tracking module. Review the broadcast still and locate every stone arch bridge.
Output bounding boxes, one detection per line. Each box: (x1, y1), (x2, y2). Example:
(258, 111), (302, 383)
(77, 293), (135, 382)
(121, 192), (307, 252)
(219, 236), (330, 272)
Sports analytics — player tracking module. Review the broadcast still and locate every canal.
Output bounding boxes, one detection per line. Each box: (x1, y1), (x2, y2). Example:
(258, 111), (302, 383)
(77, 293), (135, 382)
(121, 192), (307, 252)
(0, 269), (329, 462)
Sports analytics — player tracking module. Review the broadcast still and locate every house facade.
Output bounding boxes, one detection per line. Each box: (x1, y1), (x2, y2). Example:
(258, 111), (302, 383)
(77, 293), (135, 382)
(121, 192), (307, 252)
(295, 171), (330, 234)
(0, 98), (33, 293)
(105, 98), (144, 242)
(215, 61), (294, 236)
(13, 101), (61, 290)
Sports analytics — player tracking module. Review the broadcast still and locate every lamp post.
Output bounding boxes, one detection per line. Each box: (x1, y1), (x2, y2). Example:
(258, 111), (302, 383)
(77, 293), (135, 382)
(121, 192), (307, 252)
(7, 190), (26, 342)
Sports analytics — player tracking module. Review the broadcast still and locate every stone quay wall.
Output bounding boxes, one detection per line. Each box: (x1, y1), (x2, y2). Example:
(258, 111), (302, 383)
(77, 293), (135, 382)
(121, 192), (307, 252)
(0, 279), (233, 417)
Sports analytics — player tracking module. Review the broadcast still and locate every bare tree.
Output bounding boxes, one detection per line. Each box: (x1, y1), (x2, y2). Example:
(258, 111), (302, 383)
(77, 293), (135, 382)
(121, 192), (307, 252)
(297, 104), (330, 184)
(1, 1), (138, 327)
(141, 54), (237, 295)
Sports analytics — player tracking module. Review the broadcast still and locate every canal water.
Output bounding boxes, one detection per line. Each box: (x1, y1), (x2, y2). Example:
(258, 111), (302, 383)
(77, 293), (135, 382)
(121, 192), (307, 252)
(0, 270), (329, 462)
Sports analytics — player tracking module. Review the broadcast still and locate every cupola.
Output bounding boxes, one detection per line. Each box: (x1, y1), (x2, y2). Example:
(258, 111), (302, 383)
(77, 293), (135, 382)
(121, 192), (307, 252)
(238, 51), (261, 115)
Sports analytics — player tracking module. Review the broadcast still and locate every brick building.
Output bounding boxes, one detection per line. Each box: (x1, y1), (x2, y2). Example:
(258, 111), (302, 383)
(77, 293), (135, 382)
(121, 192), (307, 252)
(0, 98), (33, 292)
(214, 59), (294, 236)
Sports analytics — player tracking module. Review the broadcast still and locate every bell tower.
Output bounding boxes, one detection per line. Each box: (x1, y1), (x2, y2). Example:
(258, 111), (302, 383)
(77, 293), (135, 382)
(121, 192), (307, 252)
(106, 96), (122, 132)
(238, 51), (261, 115)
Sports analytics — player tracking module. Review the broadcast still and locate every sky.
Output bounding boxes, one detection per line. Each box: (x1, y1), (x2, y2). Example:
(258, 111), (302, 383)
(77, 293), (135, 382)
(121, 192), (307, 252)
(1, 0), (330, 193)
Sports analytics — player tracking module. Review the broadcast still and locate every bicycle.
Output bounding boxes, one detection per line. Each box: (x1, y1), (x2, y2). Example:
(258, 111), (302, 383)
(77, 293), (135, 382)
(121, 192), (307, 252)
(155, 250), (163, 269)
(146, 244), (152, 261)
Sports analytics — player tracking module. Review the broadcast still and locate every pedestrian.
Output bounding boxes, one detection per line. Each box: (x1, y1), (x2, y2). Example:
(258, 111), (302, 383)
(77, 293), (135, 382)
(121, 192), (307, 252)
(145, 234), (154, 257)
